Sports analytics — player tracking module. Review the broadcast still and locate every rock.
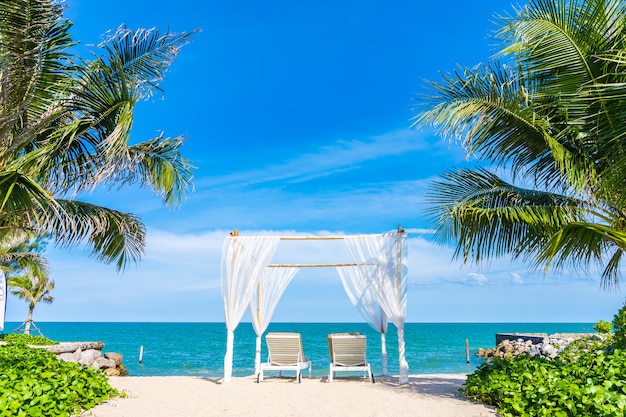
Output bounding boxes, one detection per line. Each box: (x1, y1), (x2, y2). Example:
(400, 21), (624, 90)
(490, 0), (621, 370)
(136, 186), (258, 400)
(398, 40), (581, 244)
(79, 349), (102, 367)
(104, 352), (124, 366)
(478, 332), (593, 360)
(92, 357), (116, 370)
(104, 367), (121, 376)
(24, 340), (129, 376)
(35, 342), (105, 354)
(57, 350), (81, 363)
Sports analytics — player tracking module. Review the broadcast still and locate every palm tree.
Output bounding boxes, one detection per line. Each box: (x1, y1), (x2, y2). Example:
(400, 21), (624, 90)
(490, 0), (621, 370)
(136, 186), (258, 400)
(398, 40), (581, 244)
(413, 0), (626, 288)
(3, 233), (52, 334)
(0, 0), (196, 270)
(0, 231), (48, 332)
(8, 270), (54, 335)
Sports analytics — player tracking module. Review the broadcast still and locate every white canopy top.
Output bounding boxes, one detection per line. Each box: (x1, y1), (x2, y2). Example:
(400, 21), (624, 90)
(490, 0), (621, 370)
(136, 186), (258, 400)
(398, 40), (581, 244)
(220, 229), (408, 383)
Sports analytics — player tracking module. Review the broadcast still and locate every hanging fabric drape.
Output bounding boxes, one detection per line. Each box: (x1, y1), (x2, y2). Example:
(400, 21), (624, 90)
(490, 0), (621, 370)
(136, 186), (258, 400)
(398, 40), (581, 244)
(249, 266), (300, 374)
(0, 270), (6, 332)
(336, 266), (389, 374)
(221, 236), (280, 382)
(220, 229), (409, 382)
(344, 233), (408, 383)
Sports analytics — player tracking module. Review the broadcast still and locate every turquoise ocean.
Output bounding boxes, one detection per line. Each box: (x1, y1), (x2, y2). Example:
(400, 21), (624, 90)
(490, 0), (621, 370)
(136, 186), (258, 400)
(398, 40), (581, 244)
(5, 322), (593, 377)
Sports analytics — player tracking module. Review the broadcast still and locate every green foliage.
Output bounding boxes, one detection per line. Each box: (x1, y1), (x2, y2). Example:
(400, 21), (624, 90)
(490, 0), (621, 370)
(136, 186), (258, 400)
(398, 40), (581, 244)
(464, 337), (626, 416)
(595, 320), (613, 335)
(613, 303), (626, 349)
(0, 1), (196, 271)
(0, 333), (58, 346)
(0, 344), (117, 417)
(415, 0), (626, 288)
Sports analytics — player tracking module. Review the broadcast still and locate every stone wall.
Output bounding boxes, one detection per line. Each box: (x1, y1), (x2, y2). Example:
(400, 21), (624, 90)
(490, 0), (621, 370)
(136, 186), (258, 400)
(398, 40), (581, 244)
(32, 342), (128, 376)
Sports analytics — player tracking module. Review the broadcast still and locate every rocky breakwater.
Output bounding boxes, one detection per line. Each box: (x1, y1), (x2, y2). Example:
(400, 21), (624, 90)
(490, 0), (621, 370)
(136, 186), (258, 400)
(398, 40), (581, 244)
(478, 333), (601, 359)
(34, 342), (128, 376)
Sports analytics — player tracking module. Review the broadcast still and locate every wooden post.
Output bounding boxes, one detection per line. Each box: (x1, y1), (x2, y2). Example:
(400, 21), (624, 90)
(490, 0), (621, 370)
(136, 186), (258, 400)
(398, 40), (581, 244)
(465, 339), (470, 363)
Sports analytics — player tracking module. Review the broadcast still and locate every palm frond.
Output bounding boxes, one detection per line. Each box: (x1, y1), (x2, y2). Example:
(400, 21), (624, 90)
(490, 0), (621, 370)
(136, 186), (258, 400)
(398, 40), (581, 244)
(0, 0), (74, 156)
(99, 25), (199, 99)
(427, 168), (584, 263)
(0, 170), (60, 229)
(48, 200), (146, 271)
(124, 135), (194, 207)
(538, 222), (626, 288)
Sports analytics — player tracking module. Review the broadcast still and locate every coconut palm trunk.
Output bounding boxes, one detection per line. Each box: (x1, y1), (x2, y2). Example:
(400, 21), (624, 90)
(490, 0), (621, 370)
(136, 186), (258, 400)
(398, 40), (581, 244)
(23, 305), (35, 335)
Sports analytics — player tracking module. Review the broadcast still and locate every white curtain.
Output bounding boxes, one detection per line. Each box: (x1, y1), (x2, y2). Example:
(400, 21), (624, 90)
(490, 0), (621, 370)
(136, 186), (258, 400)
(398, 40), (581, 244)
(336, 266), (389, 374)
(221, 236), (280, 382)
(249, 266), (300, 374)
(344, 233), (409, 383)
(0, 270), (5, 332)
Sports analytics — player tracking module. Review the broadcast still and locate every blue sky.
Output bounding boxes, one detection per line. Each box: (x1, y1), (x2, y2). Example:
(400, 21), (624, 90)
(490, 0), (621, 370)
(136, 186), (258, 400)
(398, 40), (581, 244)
(5, 0), (626, 324)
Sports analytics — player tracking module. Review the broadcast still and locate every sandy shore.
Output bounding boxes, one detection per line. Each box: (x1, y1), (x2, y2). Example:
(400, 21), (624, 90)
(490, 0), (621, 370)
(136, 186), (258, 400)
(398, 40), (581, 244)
(85, 374), (499, 417)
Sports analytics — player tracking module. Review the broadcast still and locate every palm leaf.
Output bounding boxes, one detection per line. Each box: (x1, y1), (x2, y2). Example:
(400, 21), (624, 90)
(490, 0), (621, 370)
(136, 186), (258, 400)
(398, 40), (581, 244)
(538, 222), (626, 288)
(48, 200), (146, 271)
(427, 168), (584, 263)
(99, 25), (199, 98)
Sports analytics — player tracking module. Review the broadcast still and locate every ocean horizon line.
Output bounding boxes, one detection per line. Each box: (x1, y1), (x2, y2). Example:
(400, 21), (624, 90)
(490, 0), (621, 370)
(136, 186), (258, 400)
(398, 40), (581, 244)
(3, 320), (597, 325)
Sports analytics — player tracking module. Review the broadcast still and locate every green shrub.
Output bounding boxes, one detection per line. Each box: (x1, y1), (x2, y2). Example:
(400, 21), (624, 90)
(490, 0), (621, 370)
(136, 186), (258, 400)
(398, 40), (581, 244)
(594, 320), (613, 334)
(613, 303), (626, 349)
(0, 333), (58, 346)
(0, 344), (118, 417)
(463, 337), (626, 417)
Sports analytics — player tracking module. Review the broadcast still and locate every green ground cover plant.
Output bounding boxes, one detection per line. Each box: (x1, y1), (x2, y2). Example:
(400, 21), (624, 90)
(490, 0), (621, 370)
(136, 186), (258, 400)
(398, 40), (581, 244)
(464, 344), (626, 417)
(0, 334), (58, 346)
(0, 344), (118, 417)
(464, 309), (626, 417)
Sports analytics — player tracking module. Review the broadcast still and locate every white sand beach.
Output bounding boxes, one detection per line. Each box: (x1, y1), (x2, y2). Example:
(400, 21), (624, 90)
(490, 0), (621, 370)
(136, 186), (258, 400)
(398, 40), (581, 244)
(86, 374), (499, 417)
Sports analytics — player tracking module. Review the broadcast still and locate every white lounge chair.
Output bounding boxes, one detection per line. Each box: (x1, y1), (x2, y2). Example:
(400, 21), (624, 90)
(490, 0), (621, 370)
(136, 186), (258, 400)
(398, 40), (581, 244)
(258, 332), (311, 383)
(328, 333), (374, 383)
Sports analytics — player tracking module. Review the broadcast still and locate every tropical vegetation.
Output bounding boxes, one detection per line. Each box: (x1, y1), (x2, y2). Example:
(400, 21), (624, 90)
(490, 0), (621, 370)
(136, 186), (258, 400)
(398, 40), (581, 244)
(0, 333), (57, 345)
(0, 231), (49, 333)
(8, 267), (54, 335)
(0, 1), (196, 414)
(0, 344), (117, 417)
(0, 0), (196, 275)
(414, 0), (626, 288)
(464, 304), (626, 416)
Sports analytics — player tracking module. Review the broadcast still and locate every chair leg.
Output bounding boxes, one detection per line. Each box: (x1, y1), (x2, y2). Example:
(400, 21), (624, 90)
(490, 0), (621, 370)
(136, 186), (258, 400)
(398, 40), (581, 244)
(329, 365), (333, 382)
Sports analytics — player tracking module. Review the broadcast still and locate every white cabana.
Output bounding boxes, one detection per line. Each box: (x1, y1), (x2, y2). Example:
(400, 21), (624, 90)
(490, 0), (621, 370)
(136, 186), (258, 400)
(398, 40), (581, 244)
(220, 228), (408, 383)
(0, 270), (6, 332)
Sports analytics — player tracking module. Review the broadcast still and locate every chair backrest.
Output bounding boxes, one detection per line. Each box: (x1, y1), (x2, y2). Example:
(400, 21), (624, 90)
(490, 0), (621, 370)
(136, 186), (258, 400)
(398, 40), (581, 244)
(265, 332), (305, 366)
(329, 334), (367, 366)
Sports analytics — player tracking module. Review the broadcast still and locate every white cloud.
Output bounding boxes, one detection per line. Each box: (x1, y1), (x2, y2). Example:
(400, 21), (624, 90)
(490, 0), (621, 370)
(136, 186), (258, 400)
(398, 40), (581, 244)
(467, 272), (488, 286)
(196, 128), (440, 189)
(7, 226), (626, 323)
(511, 273), (524, 285)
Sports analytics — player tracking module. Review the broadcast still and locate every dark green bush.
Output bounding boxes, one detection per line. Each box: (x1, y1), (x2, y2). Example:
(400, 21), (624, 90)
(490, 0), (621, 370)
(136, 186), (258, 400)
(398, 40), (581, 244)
(463, 338), (626, 417)
(0, 333), (58, 346)
(613, 303), (626, 349)
(0, 344), (117, 417)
